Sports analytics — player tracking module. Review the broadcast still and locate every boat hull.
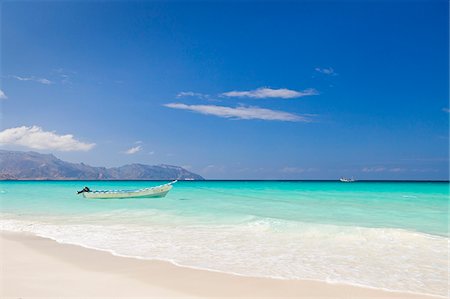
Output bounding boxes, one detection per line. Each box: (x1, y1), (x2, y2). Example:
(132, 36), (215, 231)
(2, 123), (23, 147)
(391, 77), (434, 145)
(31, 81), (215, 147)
(82, 183), (173, 199)
(339, 178), (355, 182)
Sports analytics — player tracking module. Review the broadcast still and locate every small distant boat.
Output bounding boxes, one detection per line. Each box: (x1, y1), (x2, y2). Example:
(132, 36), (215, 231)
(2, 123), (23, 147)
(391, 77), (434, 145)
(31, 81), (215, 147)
(78, 180), (177, 199)
(339, 177), (355, 182)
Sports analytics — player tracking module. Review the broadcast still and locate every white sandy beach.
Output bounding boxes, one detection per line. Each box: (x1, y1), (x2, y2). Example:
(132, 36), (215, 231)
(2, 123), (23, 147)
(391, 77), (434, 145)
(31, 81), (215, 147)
(0, 232), (438, 299)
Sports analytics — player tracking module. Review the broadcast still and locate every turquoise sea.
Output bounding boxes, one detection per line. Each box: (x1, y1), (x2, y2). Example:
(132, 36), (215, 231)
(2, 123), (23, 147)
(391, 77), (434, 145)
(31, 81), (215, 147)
(0, 181), (448, 296)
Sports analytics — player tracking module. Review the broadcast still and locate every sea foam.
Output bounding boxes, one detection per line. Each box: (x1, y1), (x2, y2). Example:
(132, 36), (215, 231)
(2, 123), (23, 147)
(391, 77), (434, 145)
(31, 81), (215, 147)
(1, 213), (448, 297)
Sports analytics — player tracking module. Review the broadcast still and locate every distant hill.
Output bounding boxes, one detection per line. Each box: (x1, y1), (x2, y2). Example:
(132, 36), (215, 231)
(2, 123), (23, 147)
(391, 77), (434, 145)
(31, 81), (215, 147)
(0, 150), (204, 180)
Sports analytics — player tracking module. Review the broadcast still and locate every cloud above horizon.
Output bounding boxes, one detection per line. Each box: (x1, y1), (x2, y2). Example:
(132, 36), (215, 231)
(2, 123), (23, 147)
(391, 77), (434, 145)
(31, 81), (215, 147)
(0, 89), (7, 99)
(164, 103), (310, 122)
(315, 67), (337, 76)
(221, 87), (318, 99)
(176, 91), (209, 98)
(0, 126), (95, 151)
(362, 167), (405, 172)
(11, 75), (53, 85)
(442, 108), (450, 113)
(124, 145), (143, 154)
(280, 167), (318, 173)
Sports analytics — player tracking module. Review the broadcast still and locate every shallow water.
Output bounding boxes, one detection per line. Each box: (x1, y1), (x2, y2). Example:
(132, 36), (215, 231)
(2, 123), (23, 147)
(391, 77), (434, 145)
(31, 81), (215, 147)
(1, 181), (448, 296)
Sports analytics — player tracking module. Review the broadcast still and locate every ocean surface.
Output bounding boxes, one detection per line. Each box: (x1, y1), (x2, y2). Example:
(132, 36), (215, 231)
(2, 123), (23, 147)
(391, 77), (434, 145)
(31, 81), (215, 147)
(0, 180), (448, 296)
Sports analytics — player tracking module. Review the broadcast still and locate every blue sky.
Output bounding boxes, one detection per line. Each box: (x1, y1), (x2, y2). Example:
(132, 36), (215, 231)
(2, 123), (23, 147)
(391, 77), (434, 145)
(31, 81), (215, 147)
(0, 1), (448, 179)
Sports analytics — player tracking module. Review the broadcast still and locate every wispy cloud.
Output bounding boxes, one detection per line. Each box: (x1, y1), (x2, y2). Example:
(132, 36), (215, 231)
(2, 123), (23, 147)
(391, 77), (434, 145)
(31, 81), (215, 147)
(124, 145), (143, 154)
(0, 126), (95, 151)
(362, 167), (406, 172)
(362, 167), (386, 172)
(401, 157), (449, 162)
(164, 103), (310, 122)
(200, 164), (226, 174)
(315, 67), (337, 76)
(221, 87), (318, 99)
(52, 68), (76, 84)
(442, 108), (450, 113)
(11, 75), (53, 85)
(0, 89), (7, 99)
(410, 168), (439, 173)
(176, 91), (209, 98)
(280, 167), (318, 173)
(60, 74), (71, 84)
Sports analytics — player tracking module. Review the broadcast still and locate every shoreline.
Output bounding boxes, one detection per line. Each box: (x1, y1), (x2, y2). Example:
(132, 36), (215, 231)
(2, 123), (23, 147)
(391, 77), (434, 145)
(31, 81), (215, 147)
(0, 231), (440, 298)
(10, 230), (447, 298)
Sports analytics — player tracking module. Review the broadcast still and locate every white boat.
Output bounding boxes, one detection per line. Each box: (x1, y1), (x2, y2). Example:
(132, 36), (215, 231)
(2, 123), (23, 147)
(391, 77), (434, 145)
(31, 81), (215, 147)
(80, 181), (177, 199)
(339, 177), (355, 182)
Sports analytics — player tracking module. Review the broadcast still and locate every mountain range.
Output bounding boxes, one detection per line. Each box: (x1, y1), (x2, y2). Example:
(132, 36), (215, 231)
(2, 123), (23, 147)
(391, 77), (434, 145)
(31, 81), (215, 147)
(0, 150), (204, 180)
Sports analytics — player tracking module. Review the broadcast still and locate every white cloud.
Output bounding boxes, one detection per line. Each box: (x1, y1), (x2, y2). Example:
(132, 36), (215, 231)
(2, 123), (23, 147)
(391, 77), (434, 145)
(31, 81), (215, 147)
(200, 164), (226, 173)
(176, 91), (208, 98)
(176, 91), (215, 101)
(221, 87), (318, 99)
(125, 145), (143, 154)
(442, 108), (450, 113)
(37, 78), (52, 84)
(0, 126), (95, 151)
(164, 103), (310, 122)
(11, 75), (53, 85)
(281, 167), (317, 173)
(52, 68), (75, 84)
(362, 167), (406, 172)
(315, 67), (337, 76)
(411, 168), (438, 173)
(362, 167), (386, 172)
(0, 89), (7, 99)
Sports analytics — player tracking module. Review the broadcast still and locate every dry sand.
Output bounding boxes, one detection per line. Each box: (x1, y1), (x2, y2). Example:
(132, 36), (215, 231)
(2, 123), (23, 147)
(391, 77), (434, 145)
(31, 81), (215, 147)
(0, 232), (439, 298)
